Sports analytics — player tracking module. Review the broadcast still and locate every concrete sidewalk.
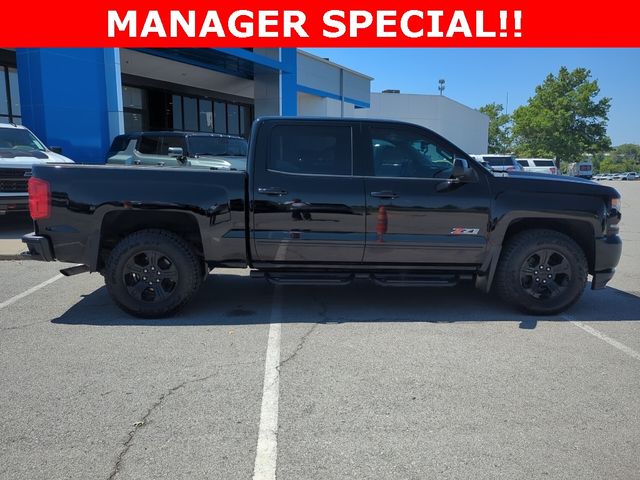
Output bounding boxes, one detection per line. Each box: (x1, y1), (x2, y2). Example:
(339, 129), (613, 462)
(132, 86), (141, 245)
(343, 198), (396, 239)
(0, 238), (26, 260)
(0, 214), (32, 260)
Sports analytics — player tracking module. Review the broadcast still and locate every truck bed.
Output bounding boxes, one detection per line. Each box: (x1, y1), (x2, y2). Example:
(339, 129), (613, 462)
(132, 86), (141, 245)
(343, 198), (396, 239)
(30, 164), (248, 269)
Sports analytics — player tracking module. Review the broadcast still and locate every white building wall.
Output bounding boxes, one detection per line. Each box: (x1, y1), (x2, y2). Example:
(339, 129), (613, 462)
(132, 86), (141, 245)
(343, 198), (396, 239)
(297, 94), (358, 117)
(297, 51), (372, 106)
(352, 93), (489, 154)
(297, 91), (489, 154)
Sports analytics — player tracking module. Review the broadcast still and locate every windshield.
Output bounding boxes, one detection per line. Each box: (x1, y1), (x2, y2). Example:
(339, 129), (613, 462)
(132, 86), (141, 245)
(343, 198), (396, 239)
(0, 128), (47, 152)
(188, 136), (248, 157)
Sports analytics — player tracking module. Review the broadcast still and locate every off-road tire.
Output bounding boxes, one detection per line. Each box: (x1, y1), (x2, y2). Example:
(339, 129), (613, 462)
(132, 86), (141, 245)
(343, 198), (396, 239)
(105, 229), (203, 318)
(494, 229), (588, 315)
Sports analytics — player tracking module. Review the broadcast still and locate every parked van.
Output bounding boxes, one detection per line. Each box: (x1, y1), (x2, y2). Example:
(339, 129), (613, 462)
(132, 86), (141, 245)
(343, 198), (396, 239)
(567, 161), (593, 179)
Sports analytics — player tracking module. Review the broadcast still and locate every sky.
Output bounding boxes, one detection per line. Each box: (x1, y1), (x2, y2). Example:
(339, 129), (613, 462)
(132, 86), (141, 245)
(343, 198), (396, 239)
(305, 48), (640, 146)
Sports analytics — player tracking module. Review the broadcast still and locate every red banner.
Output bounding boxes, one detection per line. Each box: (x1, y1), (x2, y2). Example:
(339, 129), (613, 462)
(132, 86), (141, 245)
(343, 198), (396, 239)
(2, 0), (639, 47)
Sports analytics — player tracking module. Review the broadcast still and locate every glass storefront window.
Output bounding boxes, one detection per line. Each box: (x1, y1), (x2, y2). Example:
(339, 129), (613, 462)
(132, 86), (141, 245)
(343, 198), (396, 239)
(183, 97), (197, 131)
(0, 64), (21, 123)
(124, 112), (143, 132)
(214, 101), (226, 134)
(8, 68), (20, 117)
(0, 72), (7, 116)
(239, 105), (249, 137)
(172, 95), (182, 130)
(123, 86), (251, 135)
(227, 104), (239, 135)
(199, 99), (213, 132)
(123, 86), (144, 109)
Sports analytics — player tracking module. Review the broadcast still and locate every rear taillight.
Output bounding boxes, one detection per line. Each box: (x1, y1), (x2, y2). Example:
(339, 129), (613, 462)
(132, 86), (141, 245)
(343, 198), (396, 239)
(550, 167), (557, 174)
(506, 167), (515, 172)
(28, 177), (51, 220)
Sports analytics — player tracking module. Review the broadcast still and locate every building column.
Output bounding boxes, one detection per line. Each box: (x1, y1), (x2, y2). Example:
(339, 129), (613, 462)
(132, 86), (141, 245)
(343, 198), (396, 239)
(253, 48), (297, 117)
(16, 48), (123, 163)
(279, 48), (297, 116)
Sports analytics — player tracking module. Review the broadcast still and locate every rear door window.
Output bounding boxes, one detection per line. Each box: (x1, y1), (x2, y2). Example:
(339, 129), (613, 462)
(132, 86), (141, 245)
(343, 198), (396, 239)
(268, 125), (352, 176)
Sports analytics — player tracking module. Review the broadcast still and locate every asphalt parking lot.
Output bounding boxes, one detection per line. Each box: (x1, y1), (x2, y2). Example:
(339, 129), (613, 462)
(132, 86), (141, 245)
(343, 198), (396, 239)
(1, 181), (639, 480)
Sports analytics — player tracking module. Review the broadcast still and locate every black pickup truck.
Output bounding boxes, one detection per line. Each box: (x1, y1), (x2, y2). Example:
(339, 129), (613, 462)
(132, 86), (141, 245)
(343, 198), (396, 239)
(23, 117), (622, 317)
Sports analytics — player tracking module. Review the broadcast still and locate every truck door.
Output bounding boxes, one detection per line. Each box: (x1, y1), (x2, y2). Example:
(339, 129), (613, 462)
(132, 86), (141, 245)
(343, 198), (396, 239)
(360, 123), (491, 266)
(251, 121), (366, 264)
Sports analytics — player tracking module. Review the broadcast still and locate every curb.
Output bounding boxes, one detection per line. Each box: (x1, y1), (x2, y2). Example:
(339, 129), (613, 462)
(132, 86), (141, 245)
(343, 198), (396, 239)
(0, 252), (31, 261)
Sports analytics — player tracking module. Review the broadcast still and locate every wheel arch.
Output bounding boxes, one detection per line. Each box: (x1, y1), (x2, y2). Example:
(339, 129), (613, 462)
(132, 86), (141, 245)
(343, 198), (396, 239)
(502, 218), (595, 273)
(96, 210), (204, 271)
(477, 216), (596, 293)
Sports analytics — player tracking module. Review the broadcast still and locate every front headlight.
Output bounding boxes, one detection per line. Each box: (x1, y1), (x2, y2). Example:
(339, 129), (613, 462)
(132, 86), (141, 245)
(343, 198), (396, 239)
(611, 197), (622, 212)
(607, 197), (622, 236)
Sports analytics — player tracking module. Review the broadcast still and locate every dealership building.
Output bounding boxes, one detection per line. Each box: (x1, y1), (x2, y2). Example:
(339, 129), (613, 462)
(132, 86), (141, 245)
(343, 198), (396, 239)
(0, 48), (488, 163)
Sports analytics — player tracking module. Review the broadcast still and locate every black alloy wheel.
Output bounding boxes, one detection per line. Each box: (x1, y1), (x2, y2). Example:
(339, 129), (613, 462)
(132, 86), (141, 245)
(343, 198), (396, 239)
(519, 248), (572, 300)
(123, 250), (179, 303)
(494, 229), (588, 315)
(105, 229), (203, 318)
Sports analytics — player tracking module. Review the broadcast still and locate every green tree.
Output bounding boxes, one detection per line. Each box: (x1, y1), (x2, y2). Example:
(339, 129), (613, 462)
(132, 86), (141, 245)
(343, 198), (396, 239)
(615, 144), (640, 162)
(511, 67), (611, 162)
(599, 157), (625, 173)
(478, 102), (511, 153)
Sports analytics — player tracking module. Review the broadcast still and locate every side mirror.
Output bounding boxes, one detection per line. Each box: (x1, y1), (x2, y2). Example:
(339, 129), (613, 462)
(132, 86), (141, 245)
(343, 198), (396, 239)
(436, 158), (478, 192)
(168, 147), (184, 158)
(49, 146), (63, 154)
(453, 158), (474, 180)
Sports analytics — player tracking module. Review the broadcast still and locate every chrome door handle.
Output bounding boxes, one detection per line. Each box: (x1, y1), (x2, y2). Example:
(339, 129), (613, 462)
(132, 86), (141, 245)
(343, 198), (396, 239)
(370, 191), (399, 199)
(258, 187), (288, 196)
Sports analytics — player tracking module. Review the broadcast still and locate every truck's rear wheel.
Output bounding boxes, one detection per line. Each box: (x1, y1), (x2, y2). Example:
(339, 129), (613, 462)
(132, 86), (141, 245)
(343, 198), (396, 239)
(494, 229), (588, 315)
(105, 229), (203, 318)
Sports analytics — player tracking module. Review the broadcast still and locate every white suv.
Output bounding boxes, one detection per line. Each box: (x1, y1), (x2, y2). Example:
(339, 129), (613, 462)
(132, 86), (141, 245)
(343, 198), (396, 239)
(516, 158), (559, 175)
(470, 154), (524, 173)
(0, 123), (74, 214)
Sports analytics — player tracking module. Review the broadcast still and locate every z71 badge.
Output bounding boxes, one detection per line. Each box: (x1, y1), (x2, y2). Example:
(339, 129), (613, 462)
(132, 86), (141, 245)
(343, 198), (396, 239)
(451, 227), (480, 235)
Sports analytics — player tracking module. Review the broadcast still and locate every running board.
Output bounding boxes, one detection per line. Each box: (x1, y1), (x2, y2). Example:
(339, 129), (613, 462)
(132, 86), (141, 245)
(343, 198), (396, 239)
(251, 271), (469, 287)
(260, 272), (355, 286)
(371, 273), (460, 287)
(60, 264), (90, 276)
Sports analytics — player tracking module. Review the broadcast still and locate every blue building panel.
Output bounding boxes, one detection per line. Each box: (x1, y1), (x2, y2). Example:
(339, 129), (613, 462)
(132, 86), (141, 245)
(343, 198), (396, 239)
(280, 48), (298, 116)
(17, 48), (121, 164)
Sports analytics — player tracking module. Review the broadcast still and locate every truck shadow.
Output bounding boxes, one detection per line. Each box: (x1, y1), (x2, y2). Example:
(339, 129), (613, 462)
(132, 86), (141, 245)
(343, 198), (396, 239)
(51, 273), (640, 328)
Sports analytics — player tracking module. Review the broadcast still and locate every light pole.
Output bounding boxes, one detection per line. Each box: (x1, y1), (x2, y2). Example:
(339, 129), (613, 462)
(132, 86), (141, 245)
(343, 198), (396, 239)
(438, 79), (445, 96)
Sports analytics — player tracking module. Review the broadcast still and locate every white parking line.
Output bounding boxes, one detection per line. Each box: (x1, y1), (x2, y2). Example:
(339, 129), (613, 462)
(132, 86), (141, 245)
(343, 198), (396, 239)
(253, 287), (283, 480)
(0, 274), (63, 311)
(564, 315), (640, 362)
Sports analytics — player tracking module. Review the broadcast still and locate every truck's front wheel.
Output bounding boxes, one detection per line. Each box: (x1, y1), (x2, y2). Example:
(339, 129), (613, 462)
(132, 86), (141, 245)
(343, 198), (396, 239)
(494, 229), (588, 315)
(105, 229), (203, 318)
